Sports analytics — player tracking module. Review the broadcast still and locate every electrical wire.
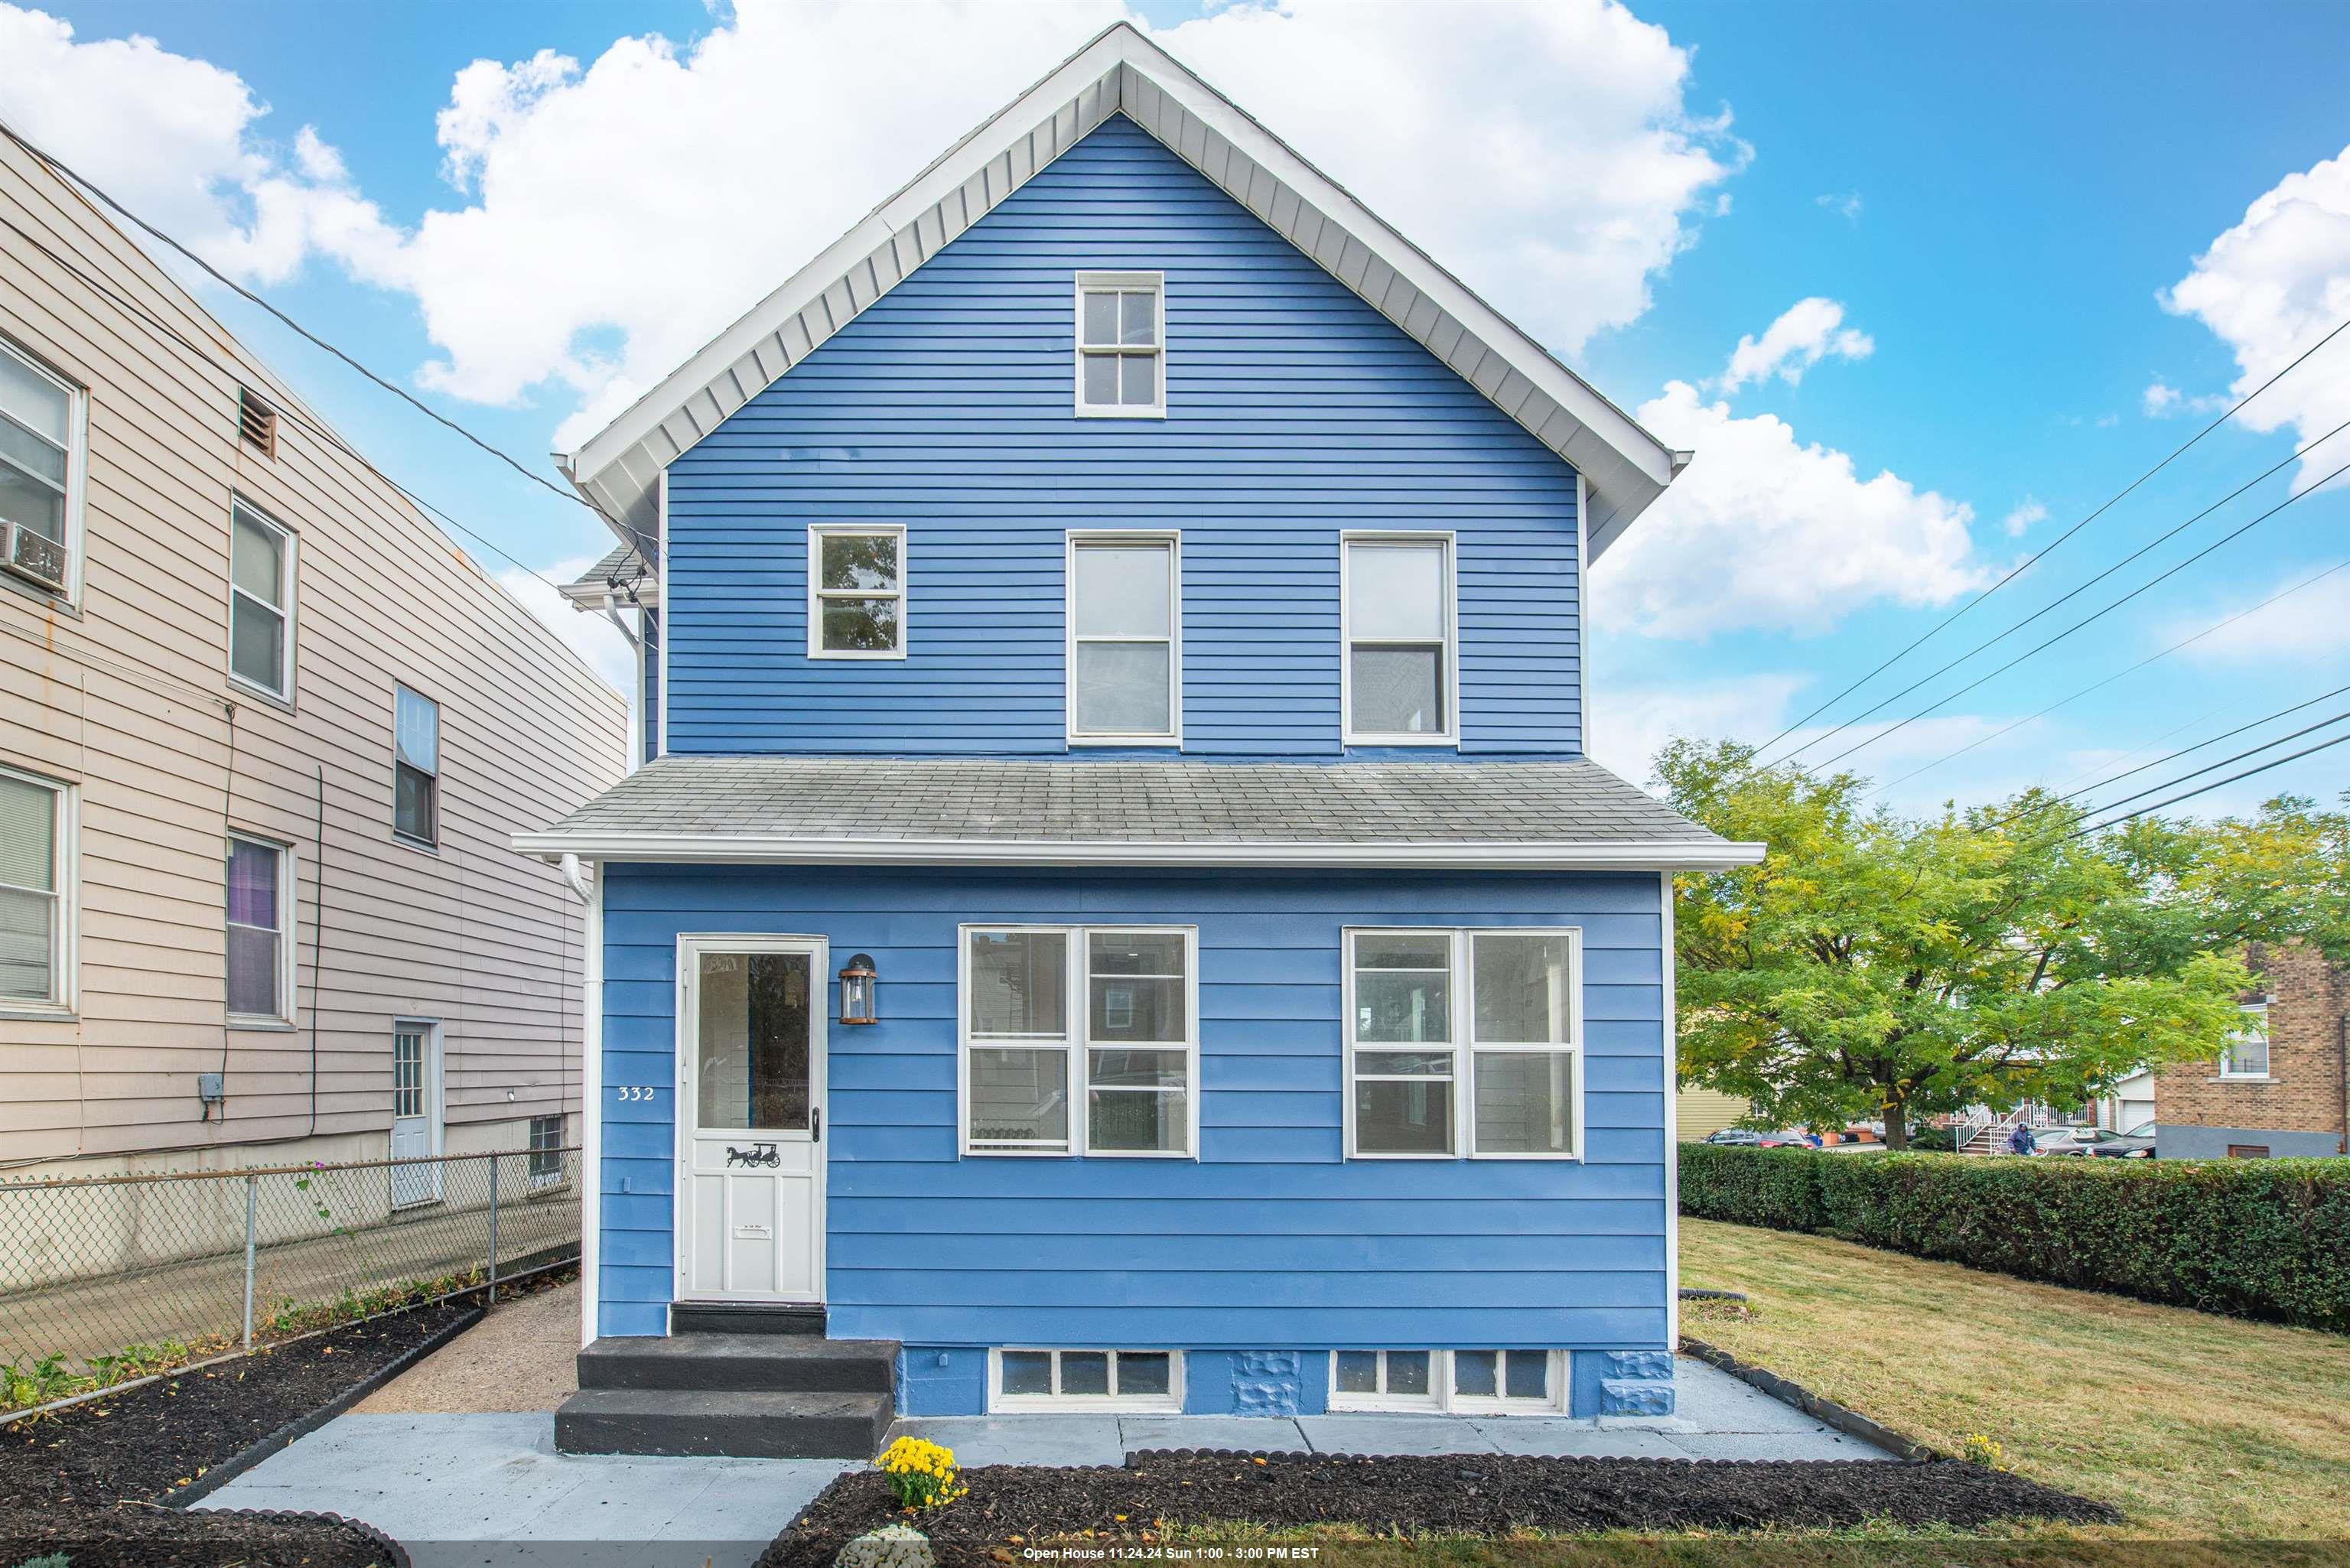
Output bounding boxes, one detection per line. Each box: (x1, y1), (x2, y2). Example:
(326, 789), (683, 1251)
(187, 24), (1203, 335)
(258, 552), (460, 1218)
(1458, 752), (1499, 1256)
(2068, 728), (2350, 840)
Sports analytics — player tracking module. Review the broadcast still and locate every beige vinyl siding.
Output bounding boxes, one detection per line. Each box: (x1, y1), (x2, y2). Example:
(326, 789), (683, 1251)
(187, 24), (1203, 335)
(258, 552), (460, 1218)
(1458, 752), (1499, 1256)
(0, 134), (627, 1166)
(1676, 1085), (1752, 1140)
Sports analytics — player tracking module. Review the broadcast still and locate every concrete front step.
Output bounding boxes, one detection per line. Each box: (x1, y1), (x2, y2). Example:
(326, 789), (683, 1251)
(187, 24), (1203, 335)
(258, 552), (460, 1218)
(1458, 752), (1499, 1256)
(555, 1387), (893, 1459)
(578, 1332), (897, 1393)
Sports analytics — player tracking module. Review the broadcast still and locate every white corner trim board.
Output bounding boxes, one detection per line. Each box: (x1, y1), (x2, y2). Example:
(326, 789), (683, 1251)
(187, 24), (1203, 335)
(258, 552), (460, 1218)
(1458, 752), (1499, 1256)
(555, 21), (1682, 565)
(511, 831), (1767, 872)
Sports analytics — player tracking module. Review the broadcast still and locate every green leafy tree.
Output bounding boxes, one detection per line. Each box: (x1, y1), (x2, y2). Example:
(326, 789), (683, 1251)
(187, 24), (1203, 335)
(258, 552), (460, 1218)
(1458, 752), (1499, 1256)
(1657, 739), (2349, 1150)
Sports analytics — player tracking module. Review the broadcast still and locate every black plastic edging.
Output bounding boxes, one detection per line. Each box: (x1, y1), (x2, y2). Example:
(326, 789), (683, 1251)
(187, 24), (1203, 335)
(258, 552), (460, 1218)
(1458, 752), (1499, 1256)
(1678, 1335), (1938, 1462)
(165, 1303), (483, 1508)
(177, 1508), (413, 1568)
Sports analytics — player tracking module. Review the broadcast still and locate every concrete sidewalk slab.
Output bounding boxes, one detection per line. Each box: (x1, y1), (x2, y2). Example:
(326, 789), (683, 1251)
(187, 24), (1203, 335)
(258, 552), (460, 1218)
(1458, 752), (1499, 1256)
(1297, 1415), (1504, 1455)
(1117, 1414), (1313, 1454)
(1671, 1359), (1848, 1434)
(890, 1414), (1125, 1467)
(1470, 1420), (1688, 1459)
(356, 1280), (581, 1413)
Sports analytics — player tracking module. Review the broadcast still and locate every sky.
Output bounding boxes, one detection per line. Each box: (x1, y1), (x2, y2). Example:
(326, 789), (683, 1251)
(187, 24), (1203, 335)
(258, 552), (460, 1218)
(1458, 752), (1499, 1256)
(3, 0), (2348, 822)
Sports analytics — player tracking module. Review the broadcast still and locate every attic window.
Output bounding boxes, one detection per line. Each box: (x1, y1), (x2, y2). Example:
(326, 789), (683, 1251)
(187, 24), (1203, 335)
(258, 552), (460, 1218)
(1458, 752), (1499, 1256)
(1074, 272), (1163, 418)
(237, 389), (277, 459)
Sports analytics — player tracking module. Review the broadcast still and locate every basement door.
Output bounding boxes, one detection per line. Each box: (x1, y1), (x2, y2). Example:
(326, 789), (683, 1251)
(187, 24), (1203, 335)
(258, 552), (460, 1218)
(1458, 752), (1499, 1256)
(676, 935), (828, 1303)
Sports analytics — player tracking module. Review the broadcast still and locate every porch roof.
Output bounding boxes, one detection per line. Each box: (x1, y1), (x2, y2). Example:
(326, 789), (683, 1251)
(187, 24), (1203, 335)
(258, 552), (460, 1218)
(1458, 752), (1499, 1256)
(513, 757), (1763, 871)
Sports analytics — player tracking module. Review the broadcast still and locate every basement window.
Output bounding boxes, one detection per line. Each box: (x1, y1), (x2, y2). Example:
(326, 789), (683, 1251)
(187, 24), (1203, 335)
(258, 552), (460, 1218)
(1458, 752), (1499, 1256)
(238, 388), (278, 459)
(1330, 1348), (1564, 1413)
(991, 1348), (1181, 1411)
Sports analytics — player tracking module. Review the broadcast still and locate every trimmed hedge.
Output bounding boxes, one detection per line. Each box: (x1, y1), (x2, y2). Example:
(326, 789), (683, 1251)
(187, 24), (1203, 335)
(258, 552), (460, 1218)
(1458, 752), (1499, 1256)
(1678, 1144), (2350, 1333)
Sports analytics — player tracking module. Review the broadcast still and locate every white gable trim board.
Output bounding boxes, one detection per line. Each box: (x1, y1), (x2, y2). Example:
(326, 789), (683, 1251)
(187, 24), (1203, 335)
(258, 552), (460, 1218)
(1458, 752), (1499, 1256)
(558, 22), (1684, 566)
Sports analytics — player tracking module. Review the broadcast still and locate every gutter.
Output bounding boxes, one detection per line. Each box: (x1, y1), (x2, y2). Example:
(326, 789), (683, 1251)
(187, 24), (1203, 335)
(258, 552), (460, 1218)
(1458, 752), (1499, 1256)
(510, 832), (1769, 873)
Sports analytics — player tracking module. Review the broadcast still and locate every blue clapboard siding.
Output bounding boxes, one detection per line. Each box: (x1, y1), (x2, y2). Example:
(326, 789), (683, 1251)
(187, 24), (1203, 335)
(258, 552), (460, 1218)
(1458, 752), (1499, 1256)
(596, 864), (1665, 1348)
(640, 607), (660, 765)
(662, 115), (1581, 760)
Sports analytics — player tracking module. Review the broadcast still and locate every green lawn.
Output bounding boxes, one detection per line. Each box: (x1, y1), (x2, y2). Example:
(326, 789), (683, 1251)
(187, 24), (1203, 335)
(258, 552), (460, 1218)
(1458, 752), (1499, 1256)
(1680, 1216), (2350, 1539)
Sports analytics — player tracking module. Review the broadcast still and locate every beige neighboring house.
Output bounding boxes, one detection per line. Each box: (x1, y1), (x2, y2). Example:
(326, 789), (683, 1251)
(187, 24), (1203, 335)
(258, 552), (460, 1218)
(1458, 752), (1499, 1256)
(0, 130), (628, 1180)
(1676, 1085), (1751, 1140)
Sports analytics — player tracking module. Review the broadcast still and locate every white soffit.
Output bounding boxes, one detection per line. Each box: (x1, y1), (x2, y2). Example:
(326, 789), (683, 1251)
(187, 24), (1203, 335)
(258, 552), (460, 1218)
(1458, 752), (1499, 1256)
(560, 22), (1684, 563)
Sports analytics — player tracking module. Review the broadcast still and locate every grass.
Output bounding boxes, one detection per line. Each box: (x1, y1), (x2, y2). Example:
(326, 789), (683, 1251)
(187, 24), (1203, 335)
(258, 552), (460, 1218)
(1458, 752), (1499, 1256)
(1680, 1216), (2350, 1539)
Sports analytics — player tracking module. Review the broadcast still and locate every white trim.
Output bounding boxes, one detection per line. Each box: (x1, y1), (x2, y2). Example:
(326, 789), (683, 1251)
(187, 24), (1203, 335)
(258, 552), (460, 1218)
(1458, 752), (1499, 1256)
(672, 932), (832, 1305)
(959, 922), (1199, 1158)
(1575, 470), (1590, 759)
(1660, 868), (1678, 1349)
(391, 680), (441, 851)
(390, 1018), (446, 1209)
(628, 606), (646, 775)
(0, 760), (76, 1014)
(556, 24), (1680, 563)
(1327, 1348), (1566, 1414)
(580, 864), (603, 1348)
(1072, 271), (1167, 418)
(656, 471), (669, 759)
(988, 1347), (1185, 1413)
(1339, 530), (1458, 747)
(1065, 530), (1182, 747)
(226, 497), (296, 707)
(806, 522), (909, 660)
(1463, 927), (1583, 1162)
(1342, 927), (1459, 1160)
(0, 333), (88, 609)
(223, 829), (296, 1026)
(516, 831), (1767, 872)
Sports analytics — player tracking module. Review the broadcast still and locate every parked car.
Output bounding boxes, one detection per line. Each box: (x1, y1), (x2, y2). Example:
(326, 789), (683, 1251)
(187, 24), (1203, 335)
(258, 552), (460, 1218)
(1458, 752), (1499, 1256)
(2030, 1126), (2156, 1158)
(1702, 1129), (1815, 1149)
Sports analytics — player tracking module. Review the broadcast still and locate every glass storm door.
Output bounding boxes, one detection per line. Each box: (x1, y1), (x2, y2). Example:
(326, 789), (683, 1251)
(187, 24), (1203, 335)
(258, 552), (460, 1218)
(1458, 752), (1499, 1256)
(679, 939), (826, 1302)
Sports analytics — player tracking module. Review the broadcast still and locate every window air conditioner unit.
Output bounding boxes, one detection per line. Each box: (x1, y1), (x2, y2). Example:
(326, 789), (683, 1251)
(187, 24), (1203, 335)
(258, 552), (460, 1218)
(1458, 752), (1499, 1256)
(2, 519), (67, 590)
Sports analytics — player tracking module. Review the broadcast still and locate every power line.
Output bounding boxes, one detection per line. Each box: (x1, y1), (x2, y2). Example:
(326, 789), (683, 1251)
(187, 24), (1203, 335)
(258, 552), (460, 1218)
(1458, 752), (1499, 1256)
(1870, 553), (2350, 796)
(2046, 681), (2350, 816)
(2068, 727), (2350, 840)
(1787, 414), (2350, 769)
(1802, 450), (2350, 777)
(1749, 312), (2350, 764)
(2067, 703), (2350, 825)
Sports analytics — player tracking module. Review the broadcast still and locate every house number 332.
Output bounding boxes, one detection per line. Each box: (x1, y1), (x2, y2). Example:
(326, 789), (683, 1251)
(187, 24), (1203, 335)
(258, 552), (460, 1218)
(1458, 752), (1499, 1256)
(616, 1086), (659, 1102)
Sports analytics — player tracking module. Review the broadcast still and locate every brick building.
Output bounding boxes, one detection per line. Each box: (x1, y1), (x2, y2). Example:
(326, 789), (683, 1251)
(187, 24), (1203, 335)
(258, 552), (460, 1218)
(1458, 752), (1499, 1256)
(2154, 941), (2350, 1160)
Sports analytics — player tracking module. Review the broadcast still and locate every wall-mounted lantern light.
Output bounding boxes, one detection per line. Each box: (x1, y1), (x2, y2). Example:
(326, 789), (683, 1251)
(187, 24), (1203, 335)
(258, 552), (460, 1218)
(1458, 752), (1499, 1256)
(838, 953), (878, 1025)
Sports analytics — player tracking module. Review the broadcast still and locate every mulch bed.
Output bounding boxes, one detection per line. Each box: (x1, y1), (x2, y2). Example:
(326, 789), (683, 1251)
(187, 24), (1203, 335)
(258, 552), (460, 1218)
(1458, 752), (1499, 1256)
(763, 1451), (2121, 1566)
(0, 1301), (470, 1566)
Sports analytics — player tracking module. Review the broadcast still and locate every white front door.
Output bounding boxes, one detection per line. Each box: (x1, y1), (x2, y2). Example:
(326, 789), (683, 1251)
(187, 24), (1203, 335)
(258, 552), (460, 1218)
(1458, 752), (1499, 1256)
(677, 937), (827, 1303)
(390, 1020), (442, 1209)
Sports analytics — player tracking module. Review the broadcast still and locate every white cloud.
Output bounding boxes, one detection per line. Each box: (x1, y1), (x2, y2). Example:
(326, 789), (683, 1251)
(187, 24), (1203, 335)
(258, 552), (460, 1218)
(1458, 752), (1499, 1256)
(1592, 380), (1983, 638)
(1814, 190), (1863, 221)
(1590, 672), (1806, 785)
(2141, 379), (2224, 418)
(0, 0), (1743, 448)
(1714, 297), (1873, 392)
(2002, 497), (2047, 536)
(2160, 142), (2350, 481)
(497, 555), (636, 693)
(2169, 569), (2350, 665)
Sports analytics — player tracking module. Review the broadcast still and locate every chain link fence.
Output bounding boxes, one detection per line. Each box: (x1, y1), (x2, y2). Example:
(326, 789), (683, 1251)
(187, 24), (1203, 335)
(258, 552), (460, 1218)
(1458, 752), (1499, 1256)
(0, 1147), (581, 1387)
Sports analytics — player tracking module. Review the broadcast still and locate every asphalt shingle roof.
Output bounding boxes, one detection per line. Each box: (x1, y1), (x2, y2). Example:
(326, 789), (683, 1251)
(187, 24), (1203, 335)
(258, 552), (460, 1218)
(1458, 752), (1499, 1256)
(563, 543), (651, 594)
(524, 756), (1733, 851)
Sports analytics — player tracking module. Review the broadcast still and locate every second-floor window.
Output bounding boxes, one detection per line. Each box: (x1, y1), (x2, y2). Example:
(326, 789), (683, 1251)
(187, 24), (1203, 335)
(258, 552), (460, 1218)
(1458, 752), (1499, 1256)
(0, 339), (80, 597)
(1068, 533), (1178, 744)
(807, 524), (905, 658)
(2220, 1001), (2270, 1078)
(393, 684), (440, 848)
(0, 765), (69, 1009)
(229, 501), (294, 701)
(226, 834), (289, 1022)
(1343, 533), (1456, 744)
(1074, 272), (1164, 417)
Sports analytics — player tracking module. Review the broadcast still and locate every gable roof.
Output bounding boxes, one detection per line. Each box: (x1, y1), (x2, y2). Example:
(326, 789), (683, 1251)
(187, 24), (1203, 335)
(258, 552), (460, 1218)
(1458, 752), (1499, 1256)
(558, 21), (1686, 568)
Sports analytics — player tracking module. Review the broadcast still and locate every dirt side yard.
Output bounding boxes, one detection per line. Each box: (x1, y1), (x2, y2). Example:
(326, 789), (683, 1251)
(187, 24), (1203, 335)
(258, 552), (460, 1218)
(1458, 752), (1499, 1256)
(1680, 1216), (2350, 1538)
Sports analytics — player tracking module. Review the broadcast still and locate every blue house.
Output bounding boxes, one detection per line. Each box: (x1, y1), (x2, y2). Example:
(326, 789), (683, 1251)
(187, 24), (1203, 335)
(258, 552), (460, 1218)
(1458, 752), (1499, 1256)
(525, 22), (1761, 1456)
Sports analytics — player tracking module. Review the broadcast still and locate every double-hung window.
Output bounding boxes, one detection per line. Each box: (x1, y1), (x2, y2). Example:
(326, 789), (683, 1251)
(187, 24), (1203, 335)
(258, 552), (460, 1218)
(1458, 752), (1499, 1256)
(807, 524), (905, 657)
(1342, 533), (1455, 744)
(1346, 927), (1582, 1159)
(1067, 533), (1178, 743)
(0, 338), (83, 597)
(962, 925), (1196, 1156)
(392, 684), (440, 847)
(229, 501), (294, 700)
(225, 834), (291, 1023)
(2220, 1001), (2270, 1078)
(528, 1113), (565, 1187)
(1073, 272), (1163, 416)
(0, 765), (70, 1010)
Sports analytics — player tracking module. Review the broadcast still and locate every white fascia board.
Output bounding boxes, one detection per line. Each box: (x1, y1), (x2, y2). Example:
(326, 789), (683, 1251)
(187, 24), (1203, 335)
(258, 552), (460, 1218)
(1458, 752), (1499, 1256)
(510, 831), (1767, 873)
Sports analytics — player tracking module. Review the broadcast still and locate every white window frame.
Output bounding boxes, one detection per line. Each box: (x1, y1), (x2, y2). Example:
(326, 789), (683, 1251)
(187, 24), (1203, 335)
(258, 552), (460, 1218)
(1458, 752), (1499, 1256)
(0, 336), (89, 608)
(392, 682), (440, 851)
(1343, 926), (1583, 1162)
(2219, 1000), (2272, 1079)
(805, 522), (907, 660)
(0, 762), (75, 1017)
(1065, 530), (1181, 747)
(958, 922), (1199, 1159)
(989, 1348), (1184, 1413)
(226, 498), (296, 704)
(1329, 1348), (1567, 1414)
(1072, 271), (1165, 418)
(527, 1111), (567, 1189)
(1339, 531), (1459, 747)
(224, 831), (295, 1026)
